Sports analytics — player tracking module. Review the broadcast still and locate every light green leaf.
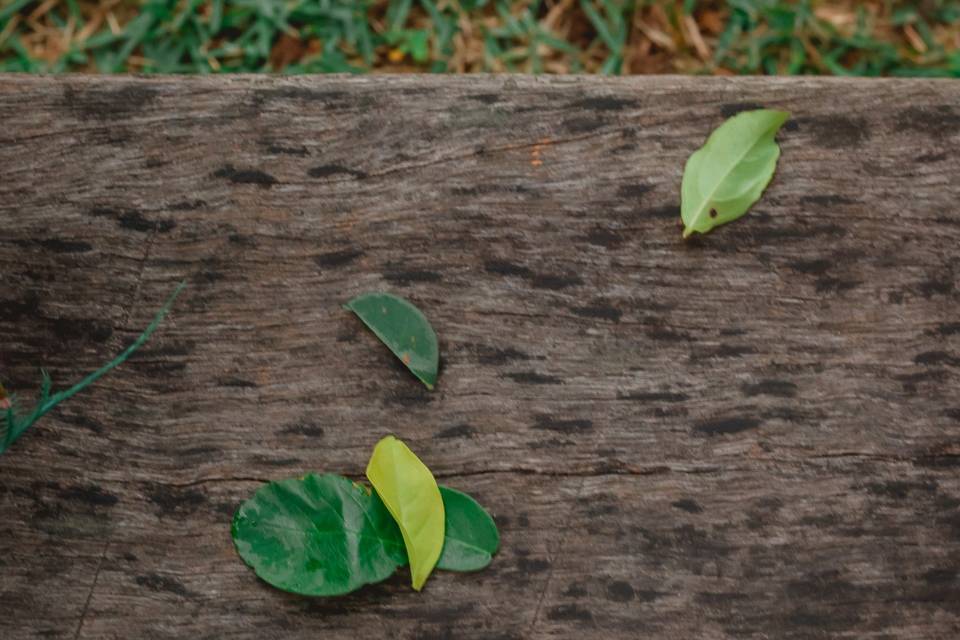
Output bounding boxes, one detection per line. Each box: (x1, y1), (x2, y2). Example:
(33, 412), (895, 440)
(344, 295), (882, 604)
(231, 473), (407, 596)
(344, 292), (440, 390)
(366, 435), (444, 590)
(436, 486), (500, 572)
(681, 109), (790, 238)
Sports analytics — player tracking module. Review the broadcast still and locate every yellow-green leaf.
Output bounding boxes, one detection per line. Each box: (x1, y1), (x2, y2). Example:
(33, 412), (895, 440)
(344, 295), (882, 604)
(365, 435), (445, 591)
(681, 109), (789, 238)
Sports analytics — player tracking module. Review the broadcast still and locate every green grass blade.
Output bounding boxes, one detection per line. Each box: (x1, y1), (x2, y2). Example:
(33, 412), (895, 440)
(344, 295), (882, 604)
(0, 0), (32, 23)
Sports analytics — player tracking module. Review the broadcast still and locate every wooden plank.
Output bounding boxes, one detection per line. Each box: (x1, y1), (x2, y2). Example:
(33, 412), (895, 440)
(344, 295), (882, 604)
(0, 74), (958, 639)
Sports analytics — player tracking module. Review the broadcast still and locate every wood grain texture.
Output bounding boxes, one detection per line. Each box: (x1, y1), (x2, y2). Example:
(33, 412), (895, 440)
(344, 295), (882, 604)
(1, 74), (959, 639)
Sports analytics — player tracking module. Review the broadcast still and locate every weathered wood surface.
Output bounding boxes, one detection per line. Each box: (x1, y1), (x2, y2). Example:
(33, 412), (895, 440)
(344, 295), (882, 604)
(1, 74), (959, 639)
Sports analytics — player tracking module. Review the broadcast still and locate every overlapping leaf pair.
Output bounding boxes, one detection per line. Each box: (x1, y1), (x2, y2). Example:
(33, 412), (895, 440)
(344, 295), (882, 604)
(231, 436), (499, 597)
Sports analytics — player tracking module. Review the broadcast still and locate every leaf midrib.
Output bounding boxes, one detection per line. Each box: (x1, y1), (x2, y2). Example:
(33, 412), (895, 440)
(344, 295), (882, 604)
(444, 537), (492, 556)
(266, 479), (404, 552)
(253, 520), (404, 550)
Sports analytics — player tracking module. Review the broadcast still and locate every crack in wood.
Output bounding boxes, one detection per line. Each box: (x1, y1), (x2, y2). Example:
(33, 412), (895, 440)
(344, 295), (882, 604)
(126, 232), (156, 324)
(73, 540), (109, 640)
(311, 129), (616, 186)
(526, 477), (587, 636)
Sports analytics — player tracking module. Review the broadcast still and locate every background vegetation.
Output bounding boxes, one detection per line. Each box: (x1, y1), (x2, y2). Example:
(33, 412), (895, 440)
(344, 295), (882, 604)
(1, 1), (958, 75)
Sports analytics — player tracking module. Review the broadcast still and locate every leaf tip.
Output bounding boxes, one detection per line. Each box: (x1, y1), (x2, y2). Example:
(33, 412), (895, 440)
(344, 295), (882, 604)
(374, 433), (398, 448)
(772, 109), (791, 128)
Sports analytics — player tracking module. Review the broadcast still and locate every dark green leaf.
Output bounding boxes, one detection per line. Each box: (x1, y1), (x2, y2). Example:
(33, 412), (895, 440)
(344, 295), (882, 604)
(345, 292), (439, 390)
(437, 486), (500, 572)
(231, 473), (407, 596)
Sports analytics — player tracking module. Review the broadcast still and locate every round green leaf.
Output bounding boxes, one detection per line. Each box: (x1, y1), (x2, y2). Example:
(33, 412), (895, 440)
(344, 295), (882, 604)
(344, 292), (439, 390)
(437, 486), (500, 572)
(231, 473), (406, 596)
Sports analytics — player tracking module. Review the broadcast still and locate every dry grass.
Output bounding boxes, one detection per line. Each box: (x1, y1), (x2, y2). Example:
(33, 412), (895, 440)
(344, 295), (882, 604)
(1, 1), (958, 75)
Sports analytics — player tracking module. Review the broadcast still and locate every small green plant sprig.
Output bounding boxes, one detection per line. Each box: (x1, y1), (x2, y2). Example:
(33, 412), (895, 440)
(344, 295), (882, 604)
(0, 282), (185, 455)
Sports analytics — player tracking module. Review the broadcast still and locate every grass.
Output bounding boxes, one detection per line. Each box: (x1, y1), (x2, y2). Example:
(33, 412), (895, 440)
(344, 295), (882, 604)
(0, 1), (958, 75)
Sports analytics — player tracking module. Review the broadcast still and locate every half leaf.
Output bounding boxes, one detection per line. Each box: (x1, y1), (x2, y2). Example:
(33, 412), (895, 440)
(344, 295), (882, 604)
(436, 486), (500, 572)
(344, 292), (439, 389)
(231, 473), (406, 596)
(681, 109), (789, 238)
(366, 435), (444, 590)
